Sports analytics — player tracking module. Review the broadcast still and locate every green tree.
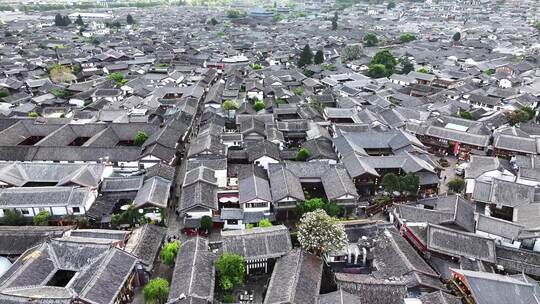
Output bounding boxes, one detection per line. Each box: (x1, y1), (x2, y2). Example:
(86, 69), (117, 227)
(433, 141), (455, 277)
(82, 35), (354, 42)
(367, 64), (387, 78)
(295, 198), (341, 218)
(314, 50), (324, 64)
(54, 13), (63, 26)
(331, 11), (338, 30)
(400, 33), (416, 43)
(223, 294), (235, 303)
(294, 87), (304, 96)
(399, 57), (414, 74)
(227, 9), (245, 18)
(382, 173), (400, 194)
(75, 15), (84, 26)
(33, 210), (49, 226)
(0, 88), (9, 99)
(222, 100), (239, 119)
(533, 21), (540, 32)
(49, 64), (76, 83)
(215, 253), (245, 291)
(63, 15), (71, 26)
(252, 100), (265, 111)
(134, 131), (149, 146)
(447, 177), (465, 194)
(3, 209), (24, 225)
(296, 198), (324, 217)
(452, 32), (461, 42)
(273, 13), (284, 22)
(72, 63), (82, 74)
(28, 111), (39, 118)
(522, 106), (535, 121)
(400, 173), (420, 195)
(295, 147), (310, 161)
(370, 50), (397, 76)
(460, 111), (473, 120)
(298, 44), (313, 67)
(108, 72), (127, 86)
(417, 67), (429, 73)
(363, 33), (378, 47)
(297, 209), (347, 256)
(200, 215), (213, 232)
(387, 1), (396, 9)
(506, 108), (534, 125)
(209, 17), (218, 25)
(160, 240), (180, 266)
(143, 278), (169, 304)
(341, 44), (361, 63)
(51, 88), (69, 98)
(258, 218), (273, 227)
(127, 14), (135, 25)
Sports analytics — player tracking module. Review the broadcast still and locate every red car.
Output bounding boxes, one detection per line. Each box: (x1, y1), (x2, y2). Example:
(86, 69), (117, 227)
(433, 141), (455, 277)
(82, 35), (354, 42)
(183, 228), (198, 237)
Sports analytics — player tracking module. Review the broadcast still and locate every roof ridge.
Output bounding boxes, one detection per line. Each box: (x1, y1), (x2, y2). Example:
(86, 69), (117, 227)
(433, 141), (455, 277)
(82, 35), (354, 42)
(187, 237), (200, 295)
(288, 250), (303, 303)
(80, 248), (117, 297)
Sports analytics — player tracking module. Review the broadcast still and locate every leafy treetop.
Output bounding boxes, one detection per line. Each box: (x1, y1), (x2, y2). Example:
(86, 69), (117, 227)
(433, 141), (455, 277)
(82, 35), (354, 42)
(134, 131), (149, 146)
(363, 33), (378, 47)
(298, 44), (313, 67)
(215, 253), (245, 291)
(295, 147), (310, 161)
(314, 50), (324, 64)
(297, 209), (347, 256)
(160, 240), (180, 266)
(400, 33), (416, 43)
(295, 198), (341, 218)
(33, 211), (49, 226)
(143, 278), (169, 304)
(127, 14), (135, 25)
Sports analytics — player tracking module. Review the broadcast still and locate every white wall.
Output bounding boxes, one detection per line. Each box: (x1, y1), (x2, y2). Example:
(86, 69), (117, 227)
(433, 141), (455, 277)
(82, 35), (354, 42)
(242, 198), (270, 212)
(185, 210), (212, 219)
(254, 156), (279, 170)
(224, 219), (244, 230)
(215, 169), (227, 188)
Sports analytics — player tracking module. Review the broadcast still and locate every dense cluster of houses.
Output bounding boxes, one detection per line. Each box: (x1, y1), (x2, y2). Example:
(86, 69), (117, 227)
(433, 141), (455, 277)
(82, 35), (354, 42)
(0, 0), (540, 303)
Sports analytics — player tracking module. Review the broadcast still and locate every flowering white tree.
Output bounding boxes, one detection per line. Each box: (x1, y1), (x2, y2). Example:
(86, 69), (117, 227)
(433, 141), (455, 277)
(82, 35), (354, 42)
(297, 209), (348, 256)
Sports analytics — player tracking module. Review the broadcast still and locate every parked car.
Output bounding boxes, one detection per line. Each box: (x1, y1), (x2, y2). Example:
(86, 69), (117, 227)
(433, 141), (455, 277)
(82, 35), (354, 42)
(455, 162), (468, 176)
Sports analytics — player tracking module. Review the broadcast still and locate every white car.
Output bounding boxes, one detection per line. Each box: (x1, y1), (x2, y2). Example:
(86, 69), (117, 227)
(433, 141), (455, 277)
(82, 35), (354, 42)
(455, 163), (468, 176)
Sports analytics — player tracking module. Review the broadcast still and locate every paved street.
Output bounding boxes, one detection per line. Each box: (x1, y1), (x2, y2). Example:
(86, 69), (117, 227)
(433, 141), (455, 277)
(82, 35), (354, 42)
(438, 156), (459, 195)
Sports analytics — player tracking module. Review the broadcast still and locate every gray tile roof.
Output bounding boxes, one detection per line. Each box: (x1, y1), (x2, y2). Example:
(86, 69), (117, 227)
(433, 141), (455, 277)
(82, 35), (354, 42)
(168, 237), (216, 304)
(101, 176), (143, 193)
(0, 239), (137, 304)
(0, 226), (71, 255)
(316, 289), (362, 304)
(179, 181), (218, 212)
(424, 125), (490, 147)
(476, 214), (523, 241)
(239, 174), (272, 204)
(0, 186), (92, 208)
(494, 133), (538, 154)
(267, 163), (305, 202)
(133, 176), (171, 208)
(418, 291), (462, 304)
(264, 249), (323, 304)
(221, 225), (292, 260)
(489, 178), (535, 208)
(427, 224), (496, 263)
(335, 273), (408, 304)
(0, 162), (104, 187)
(450, 268), (540, 304)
